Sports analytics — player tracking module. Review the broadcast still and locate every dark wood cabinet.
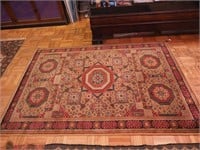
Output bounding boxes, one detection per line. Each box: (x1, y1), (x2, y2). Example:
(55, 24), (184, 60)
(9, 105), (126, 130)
(1, 1), (69, 29)
(90, 1), (199, 44)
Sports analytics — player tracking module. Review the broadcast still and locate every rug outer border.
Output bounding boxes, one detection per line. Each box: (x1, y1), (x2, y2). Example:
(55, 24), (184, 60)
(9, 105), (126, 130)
(164, 43), (200, 107)
(0, 45), (37, 123)
(0, 42), (199, 134)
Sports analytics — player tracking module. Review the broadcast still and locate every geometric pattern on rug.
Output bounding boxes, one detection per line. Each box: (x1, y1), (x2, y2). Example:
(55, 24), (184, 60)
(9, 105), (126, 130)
(0, 40), (24, 76)
(1, 43), (199, 133)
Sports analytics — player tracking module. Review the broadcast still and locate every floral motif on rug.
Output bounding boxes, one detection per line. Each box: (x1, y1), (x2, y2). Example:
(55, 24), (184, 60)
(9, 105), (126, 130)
(0, 40), (24, 76)
(1, 43), (199, 133)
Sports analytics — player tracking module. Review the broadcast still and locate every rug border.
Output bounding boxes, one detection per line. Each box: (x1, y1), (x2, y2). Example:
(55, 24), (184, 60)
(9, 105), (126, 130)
(5, 142), (199, 150)
(1, 42), (199, 134)
(44, 143), (200, 149)
(164, 43), (200, 107)
(13, 143), (200, 148)
(0, 39), (33, 123)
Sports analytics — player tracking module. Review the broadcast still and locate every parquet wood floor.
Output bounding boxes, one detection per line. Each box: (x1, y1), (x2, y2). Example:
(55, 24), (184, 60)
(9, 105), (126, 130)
(0, 19), (199, 148)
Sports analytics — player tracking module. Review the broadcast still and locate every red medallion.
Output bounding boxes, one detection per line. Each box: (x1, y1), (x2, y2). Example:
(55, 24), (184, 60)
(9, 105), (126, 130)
(140, 54), (161, 69)
(148, 84), (174, 105)
(82, 63), (114, 93)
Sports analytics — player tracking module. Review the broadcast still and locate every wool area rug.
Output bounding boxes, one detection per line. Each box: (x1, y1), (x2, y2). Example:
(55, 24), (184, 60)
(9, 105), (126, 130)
(0, 39), (24, 76)
(5, 142), (200, 150)
(1, 43), (199, 133)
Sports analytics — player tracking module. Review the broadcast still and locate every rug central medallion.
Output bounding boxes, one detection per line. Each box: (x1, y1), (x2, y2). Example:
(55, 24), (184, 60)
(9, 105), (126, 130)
(82, 63), (114, 93)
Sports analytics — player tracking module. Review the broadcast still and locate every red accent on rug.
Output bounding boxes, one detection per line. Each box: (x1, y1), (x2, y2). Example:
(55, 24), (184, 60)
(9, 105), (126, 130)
(1, 43), (199, 133)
